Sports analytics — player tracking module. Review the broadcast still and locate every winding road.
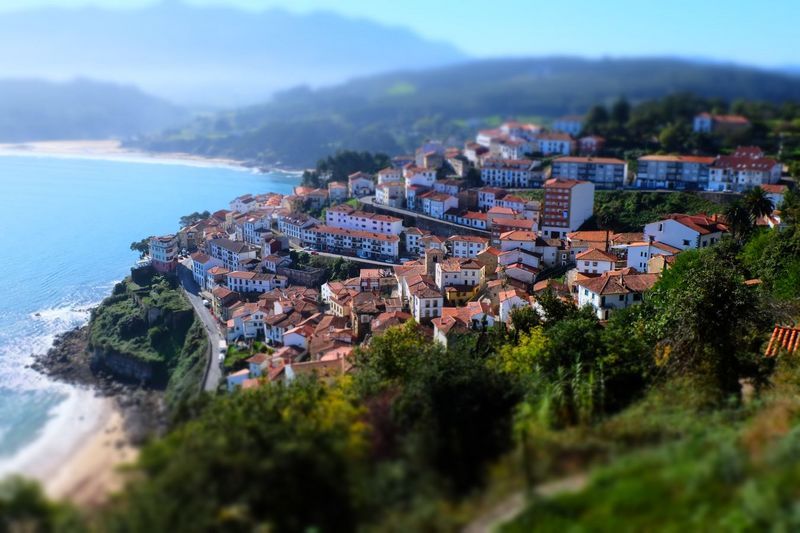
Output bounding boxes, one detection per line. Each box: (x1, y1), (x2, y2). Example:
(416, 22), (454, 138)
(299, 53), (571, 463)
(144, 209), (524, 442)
(178, 258), (223, 392)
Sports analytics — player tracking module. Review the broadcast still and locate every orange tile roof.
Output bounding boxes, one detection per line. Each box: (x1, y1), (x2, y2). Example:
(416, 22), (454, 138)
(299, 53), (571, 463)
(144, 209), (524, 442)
(765, 326), (800, 357)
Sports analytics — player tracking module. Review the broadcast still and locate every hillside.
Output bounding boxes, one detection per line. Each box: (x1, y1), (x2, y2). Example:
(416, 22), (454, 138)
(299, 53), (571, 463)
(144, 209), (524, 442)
(0, 78), (188, 142)
(134, 57), (800, 167)
(0, 2), (465, 105)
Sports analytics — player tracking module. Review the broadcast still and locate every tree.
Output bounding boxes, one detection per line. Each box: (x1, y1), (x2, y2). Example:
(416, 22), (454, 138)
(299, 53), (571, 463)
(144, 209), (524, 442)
(725, 200), (755, 241)
(179, 210), (210, 228)
(510, 306), (541, 334)
(0, 477), (85, 532)
(644, 250), (768, 395)
(610, 97), (631, 127)
(130, 237), (150, 259)
(583, 104), (610, 135)
(658, 122), (690, 152)
(743, 187), (774, 223)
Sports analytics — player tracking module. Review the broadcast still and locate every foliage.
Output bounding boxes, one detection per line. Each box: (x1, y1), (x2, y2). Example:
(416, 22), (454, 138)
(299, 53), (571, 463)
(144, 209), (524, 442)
(301, 150), (390, 187)
(592, 190), (724, 232)
(129, 238), (150, 259)
(179, 210), (210, 228)
(0, 477), (85, 533)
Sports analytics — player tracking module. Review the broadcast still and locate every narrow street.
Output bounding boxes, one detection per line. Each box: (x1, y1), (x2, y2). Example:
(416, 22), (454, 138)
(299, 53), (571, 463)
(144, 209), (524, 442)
(178, 258), (223, 392)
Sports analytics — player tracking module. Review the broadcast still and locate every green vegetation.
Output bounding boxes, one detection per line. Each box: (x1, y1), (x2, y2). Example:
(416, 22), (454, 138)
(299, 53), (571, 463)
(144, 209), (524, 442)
(301, 150), (391, 188)
(133, 58), (800, 167)
(591, 190), (725, 232)
(88, 270), (207, 401)
(179, 210), (211, 228)
(290, 250), (361, 283)
(0, 477), (84, 532)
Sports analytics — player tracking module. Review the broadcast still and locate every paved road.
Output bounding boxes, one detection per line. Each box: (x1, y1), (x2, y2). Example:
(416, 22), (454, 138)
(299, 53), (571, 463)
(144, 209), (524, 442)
(178, 258), (223, 392)
(358, 195), (491, 236)
(291, 244), (402, 267)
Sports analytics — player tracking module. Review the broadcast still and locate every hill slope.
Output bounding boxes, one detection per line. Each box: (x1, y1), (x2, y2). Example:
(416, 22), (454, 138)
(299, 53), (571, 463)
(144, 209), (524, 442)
(134, 57), (800, 167)
(0, 2), (465, 106)
(0, 78), (188, 142)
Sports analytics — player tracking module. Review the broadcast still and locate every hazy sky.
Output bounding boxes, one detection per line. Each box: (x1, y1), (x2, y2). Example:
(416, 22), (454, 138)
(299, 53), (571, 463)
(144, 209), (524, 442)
(2, 0), (797, 67)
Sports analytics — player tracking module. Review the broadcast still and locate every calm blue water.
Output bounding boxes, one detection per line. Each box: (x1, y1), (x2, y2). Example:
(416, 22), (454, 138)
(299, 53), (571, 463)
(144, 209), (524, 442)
(0, 155), (299, 466)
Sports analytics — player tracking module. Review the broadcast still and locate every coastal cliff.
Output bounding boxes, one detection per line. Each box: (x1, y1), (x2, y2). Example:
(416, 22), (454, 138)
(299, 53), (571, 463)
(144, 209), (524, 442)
(33, 268), (209, 439)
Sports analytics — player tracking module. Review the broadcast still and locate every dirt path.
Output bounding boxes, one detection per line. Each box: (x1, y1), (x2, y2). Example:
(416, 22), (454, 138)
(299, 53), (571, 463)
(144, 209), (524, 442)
(462, 473), (588, 533)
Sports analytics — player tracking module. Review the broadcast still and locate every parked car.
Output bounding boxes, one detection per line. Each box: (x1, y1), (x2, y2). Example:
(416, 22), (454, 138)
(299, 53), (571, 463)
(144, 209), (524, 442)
(202, 299), (210, 307)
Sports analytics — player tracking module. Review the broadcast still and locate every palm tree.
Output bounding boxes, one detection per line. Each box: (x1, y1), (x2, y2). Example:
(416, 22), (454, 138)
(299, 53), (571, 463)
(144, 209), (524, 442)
(743, 187), (775, 224)
(724, 200), (752, 241)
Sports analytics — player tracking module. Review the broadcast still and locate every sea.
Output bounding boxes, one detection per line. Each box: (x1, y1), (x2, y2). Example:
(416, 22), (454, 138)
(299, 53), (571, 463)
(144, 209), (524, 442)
(0, 153), (299, 476)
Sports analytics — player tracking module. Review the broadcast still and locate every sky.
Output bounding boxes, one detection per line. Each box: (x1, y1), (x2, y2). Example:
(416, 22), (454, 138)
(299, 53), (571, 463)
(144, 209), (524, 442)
(0, 0), (797, 68)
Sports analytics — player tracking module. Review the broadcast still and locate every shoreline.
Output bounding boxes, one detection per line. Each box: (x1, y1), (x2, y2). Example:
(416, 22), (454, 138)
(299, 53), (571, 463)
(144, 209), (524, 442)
(0, 139), (289, 173)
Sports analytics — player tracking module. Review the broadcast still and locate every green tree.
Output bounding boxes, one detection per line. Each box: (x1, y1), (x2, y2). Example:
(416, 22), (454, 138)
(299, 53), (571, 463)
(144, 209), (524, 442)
(129, 237), (150, 259)
(0, 477), (85, 533)
(179, 210), (210, 228)
(743, 187), (775, 222)
(725, 200), (754, 241)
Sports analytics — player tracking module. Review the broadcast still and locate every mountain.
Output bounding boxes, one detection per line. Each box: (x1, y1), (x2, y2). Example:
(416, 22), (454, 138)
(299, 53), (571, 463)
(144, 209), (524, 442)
(133, 57), (800, 167)
(0, 78), (188, 142)
(0, 2), (466, 106)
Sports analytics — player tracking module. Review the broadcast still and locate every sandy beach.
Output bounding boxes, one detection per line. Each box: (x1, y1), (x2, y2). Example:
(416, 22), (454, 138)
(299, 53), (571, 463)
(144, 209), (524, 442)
(2, 389), (139, 508)
(0, 139), (246, 170)
(43, 400), (138, 507)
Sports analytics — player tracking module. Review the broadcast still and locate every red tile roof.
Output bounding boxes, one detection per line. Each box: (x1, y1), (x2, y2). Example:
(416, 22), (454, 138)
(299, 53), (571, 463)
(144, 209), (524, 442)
(765, 326), (800, 357)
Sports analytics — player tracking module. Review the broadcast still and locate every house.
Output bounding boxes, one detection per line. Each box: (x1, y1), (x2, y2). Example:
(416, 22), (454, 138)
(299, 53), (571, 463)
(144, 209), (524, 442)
(211, 285), (239, 321)
(432, 301), (494, 347)
(536, 132), (575, 156)
(226, 303), (268, 341)
(708, 147), (782, 193)
(621, 241), (681, 271)
(551, 156), (627, 190)
(377, 167), (403, 184)
(761, 184), (788, 208)
(375, 181), (405, 208)
(190, 252), (222, 289)
(409, 278), (443, 323)
(435, 258), (485, 304)
(576, 271), (659, 320)
(327, 181), (348, 203)
(575, 248), (618, 275)
(693, 112), (750, 135)
(403, 227), (431, 256)
(419, 191), (459, 219)
(276, 212), (318, 242)
(491, 217), (536, 247)
(225, 271), (288, 294)
(477, 187), (507, 210)
(447, 235), (489, 258)
(502, 262), (540, 286)
(433, 178), (466, 196)
(635, 155), (716, 190)
(552, 115), (584, 136)
(404, 166), (437, 188)
(499, 288), (532, 322)
(371, 310), (413, 336)
(647, 254), (678, 274)
(208, 238), (259, 271)
(481, 158), (541, 188)
(498, 230), (537, 253)
(578, 135), (605, 155)
(539, 178), (595, 239)
(348, 172), (375, 197)
(643, 214), (728, 250)
(307, 225), (400, 261)
(325, 204), (403, 235)
(149, 235), (178, 273)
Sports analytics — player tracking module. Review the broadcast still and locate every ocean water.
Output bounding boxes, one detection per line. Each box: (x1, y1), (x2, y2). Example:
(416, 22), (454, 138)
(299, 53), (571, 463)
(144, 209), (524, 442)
(0, 155), (299, 472)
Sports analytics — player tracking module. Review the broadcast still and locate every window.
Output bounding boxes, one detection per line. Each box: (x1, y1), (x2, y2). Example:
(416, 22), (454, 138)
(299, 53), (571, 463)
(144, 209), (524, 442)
(683, 239), (691, 247)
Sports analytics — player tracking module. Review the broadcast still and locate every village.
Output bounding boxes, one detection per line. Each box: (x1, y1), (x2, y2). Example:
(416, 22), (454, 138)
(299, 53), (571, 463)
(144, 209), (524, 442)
(143, 112), (790, 392)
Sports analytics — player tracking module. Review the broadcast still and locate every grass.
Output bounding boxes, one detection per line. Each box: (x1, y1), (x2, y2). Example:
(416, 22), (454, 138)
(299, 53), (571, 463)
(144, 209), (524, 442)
(501, 362), (800, 532)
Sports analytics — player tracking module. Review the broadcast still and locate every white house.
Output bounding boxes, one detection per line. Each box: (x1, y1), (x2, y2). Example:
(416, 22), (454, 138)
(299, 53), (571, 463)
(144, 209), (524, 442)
(447, 235), (489, 258)
(325, 205), (403, 235)
(348, 172), (375, 197)
(419, 191), (459, 219)
(643, 214), (728, 251)
(409, 279), (443, 322)
(575, 248), (617, 275)
(208, 238), (259, 271)
(499, 288), (532, 323)
(226, 271), (288, 294)
(434, 258), (485, 291)
(552, 156), (627, 190)
(190, 252), (222, 289)
(481, 158), (540, 188)
(536, 132), (575, 156)
(375, 181), (405, 208)
(308, 225), (400, 260)
(708, 147), (782, 193)
(377, 167), (403, 184)
(622, 241), (681, 272)
(149, 234), (178, 273)
(576, 272), (659, 320)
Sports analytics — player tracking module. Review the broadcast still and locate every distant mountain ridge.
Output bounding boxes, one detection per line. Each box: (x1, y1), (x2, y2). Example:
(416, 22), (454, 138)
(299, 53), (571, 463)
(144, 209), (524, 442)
(0, 78), (188, 142)
(134, 56), (800, 167)
(0, 2), (466, 106)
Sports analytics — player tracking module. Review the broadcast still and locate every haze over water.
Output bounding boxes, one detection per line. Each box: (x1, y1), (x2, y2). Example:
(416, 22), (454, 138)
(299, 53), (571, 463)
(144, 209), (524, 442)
(0, 155), (299, 470)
